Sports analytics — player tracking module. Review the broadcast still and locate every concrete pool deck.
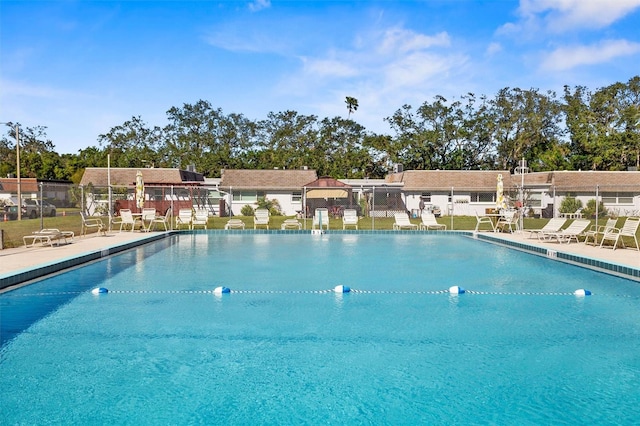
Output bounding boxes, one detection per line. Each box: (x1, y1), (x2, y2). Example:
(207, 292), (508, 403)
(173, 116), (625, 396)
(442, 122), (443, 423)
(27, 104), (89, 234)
(1, 229), (639, 289)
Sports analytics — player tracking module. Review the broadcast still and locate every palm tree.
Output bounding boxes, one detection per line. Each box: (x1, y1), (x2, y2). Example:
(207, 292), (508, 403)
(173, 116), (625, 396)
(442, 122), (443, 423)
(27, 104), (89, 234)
(345, 96), (359, 119)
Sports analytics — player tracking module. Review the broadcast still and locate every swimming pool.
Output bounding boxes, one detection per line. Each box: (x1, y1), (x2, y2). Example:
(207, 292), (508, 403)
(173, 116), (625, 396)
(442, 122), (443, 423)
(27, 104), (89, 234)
(2, 233), (640, 424)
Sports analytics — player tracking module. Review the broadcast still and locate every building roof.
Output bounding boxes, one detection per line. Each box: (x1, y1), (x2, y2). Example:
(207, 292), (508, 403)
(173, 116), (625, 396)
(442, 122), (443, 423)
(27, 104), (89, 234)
(389, 170), (514, 191)
(0, 178), (39, 193)
(540, 171), (640, 191)
(219, 169), (318, 190)
(80, 168), (204, 187)
(304, 176), (351, 188)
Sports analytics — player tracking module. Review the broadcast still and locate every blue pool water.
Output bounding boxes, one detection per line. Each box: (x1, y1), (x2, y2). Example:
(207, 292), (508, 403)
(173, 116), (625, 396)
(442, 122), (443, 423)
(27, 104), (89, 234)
(2, 233), (640, 424)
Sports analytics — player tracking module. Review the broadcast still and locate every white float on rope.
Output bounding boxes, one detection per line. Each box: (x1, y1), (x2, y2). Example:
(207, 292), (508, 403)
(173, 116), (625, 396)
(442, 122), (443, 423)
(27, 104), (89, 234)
(449, 286), (465, 294)
(334, 285), (351, 293)
(574, 289), (592, 296)
(91, 287), (108, 295)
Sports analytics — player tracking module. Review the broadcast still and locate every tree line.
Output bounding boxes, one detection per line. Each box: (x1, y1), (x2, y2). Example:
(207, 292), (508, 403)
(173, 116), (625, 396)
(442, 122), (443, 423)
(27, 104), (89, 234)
(1, 76), (638, 183)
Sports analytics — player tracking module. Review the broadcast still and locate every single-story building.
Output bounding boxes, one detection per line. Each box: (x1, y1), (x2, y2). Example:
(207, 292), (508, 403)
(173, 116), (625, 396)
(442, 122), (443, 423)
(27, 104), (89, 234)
(219, 169), (318, 216)
(80, 167), (206, 216)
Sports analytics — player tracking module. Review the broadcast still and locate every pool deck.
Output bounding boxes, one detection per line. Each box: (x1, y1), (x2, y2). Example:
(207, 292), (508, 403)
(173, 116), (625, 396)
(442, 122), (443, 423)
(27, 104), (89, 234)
(1, 229), (639, 290)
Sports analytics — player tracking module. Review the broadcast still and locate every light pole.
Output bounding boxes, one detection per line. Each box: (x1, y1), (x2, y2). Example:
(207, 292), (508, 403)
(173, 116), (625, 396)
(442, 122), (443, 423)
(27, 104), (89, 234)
(514, 158), (528, 232)
(1, 123), (21, 220)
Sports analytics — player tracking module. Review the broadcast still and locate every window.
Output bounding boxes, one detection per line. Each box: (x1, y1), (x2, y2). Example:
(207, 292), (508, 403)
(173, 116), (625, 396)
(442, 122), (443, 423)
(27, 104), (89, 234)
(527, 192), (542, 208)
(470, 192), (495, 203)
(602, 192), (635, 204)
(292, 191), (302, 203)
(232, 191), (258, 202)
(421, 193), (431, 203)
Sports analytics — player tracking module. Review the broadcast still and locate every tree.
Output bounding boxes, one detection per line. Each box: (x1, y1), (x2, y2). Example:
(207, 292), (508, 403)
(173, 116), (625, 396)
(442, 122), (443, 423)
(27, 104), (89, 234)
(98, 116), (163, 168)
(345, 96), (359, 119)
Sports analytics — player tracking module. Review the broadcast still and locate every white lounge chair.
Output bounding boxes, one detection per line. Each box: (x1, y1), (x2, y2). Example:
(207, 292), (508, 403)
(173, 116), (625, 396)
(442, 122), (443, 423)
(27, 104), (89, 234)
(281, 218), (302, 230)
(393, 212), (418, 230)
(584, 218), (617, 246)
(254, 209), (270, 230)
(474, 212), (495, 232)
(342, 209), (359, 230)
(525, 217), (566, 239)
(175, 208), (193, 230)
(192, 208), (208, 230)
(495, 210), (518, 233)
(561, 208), (583, 219)
(225, 218), (245, 229)
(313, 208), (329, 230)
(600, 217), (640, 250)
(23, 229), (74, 247)
(80, 212), (106, 236)
(540, 219), (591, 244)
(419, 212), (446, 230)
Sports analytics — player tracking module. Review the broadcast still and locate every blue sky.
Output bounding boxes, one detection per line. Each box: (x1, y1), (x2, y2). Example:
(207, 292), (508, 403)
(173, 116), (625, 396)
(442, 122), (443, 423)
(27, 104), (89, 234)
(1, 0), (639, 154)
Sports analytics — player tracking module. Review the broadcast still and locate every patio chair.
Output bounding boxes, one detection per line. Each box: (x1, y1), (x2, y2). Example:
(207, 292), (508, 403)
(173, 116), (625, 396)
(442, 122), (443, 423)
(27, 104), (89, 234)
(225, 218), (245, 230)
(313, 208), (330, 230)
(342, 209), (359, 230)
(80, 212), (106, 236)
(23, 229), (74, 247)
(113, 209), (137, 232)
(584, 218), (617, 246)
(524, 217), (566, 240)
(148, 208), (170, 232)
(393, 212), (418, 230)
(175, 208), (193, 230)
(495, 210), (518, 233)
(254, 209), (270, 230)
(600, 217), (640, 250)
(281, 218), (302, 230)
(192, 208), (208, 230)
(474, 212), (495, 232)
(140, 208), (157, 232)
(419, 212), (446, 230)
(540, 219), (591, 244)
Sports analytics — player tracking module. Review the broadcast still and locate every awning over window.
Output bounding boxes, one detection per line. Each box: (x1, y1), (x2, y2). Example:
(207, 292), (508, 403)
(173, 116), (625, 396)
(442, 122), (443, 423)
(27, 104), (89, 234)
(306, 188), (349, 199)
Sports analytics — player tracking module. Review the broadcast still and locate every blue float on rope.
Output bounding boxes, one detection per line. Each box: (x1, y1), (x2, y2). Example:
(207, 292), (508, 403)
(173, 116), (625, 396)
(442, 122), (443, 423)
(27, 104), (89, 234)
(574, 289), (592, 296)
(91, 287), (108, 295)
(334, 285), (351, 293)
(214, 286), (231, 295)
(449, 286), (465, 294)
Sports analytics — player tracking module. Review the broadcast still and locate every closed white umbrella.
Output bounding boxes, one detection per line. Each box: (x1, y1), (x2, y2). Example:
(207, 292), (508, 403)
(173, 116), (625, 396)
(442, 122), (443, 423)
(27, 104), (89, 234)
(496, 173), (506, 210)
(135, 170), (144, 211)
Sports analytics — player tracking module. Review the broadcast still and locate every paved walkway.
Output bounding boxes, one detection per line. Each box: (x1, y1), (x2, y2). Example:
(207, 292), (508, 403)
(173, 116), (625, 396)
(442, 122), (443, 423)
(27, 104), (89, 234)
(1, 229), (638, 285)
(0, 231), (165, 276)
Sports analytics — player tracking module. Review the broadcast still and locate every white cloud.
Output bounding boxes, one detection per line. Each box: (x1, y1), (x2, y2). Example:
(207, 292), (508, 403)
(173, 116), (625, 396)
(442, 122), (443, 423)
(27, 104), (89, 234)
(540, 39), (640, 70)
(377, 28), (450, 54)
(300, 56), (359, 78)
(519, 0), (640, 30)
(486, 42), (503, 56)
(248, 0), (271, 12)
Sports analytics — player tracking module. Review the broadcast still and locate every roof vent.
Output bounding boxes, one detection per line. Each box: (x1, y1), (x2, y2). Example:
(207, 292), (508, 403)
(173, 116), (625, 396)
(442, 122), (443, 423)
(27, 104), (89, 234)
(393, 164), (403, 173)
(187, 164), (196, 172)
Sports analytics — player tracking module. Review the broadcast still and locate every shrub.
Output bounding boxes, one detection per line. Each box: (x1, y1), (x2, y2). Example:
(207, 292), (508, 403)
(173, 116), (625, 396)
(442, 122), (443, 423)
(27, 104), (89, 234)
(256, 197), (283, 216)
(583, 199), (607, 219)
(559, 195), (582, 214)
(240, 205), (254, 216)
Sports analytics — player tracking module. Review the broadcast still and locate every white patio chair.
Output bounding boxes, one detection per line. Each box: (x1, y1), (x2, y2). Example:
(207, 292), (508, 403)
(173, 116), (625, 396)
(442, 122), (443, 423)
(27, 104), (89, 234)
(474, 212), (495, 232)
(540, 219), (591, 244)
(175, 208), (193, 230)
(584, 218), (617, 246)
(140, 208), (157, 232)
(254, 209), (270, 230)
(281, 219), (302, 230)
(495, 210), (518, 233)
(524, 218), (566, 240)
(113, 209), (137, 232)
(600, 217), (640, 250)
(192, 208), (209, 230)
(225, 218), (245, 229)
(80, 212), (106, 236)
(342, 209), (359, 230)
(313, 208), (329, 230)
